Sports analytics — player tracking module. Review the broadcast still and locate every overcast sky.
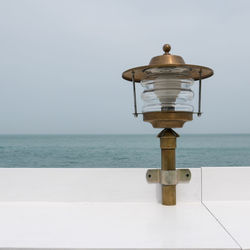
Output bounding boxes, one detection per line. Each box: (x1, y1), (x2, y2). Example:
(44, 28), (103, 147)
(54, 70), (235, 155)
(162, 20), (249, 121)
(0, 0), (250, 134)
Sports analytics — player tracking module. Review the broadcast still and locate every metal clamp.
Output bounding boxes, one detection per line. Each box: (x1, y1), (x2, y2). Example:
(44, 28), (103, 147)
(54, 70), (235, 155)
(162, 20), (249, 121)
(146, 169), (191, 185)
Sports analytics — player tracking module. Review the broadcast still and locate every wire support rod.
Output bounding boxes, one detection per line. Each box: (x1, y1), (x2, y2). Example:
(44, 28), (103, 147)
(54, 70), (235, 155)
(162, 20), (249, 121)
(198, 69), (202, 117)
(131, 71), (138, 117)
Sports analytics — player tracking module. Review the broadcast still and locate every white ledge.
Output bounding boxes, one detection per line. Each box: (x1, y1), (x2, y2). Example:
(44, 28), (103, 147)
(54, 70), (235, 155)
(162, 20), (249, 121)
(0, 167), (248, 249)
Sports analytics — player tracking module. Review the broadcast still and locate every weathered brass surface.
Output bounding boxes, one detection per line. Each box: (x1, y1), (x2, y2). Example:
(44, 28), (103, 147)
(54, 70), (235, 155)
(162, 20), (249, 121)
(122, 64), (213, 82)
(149, 43), (185, 65)
(146, 169), (191, 185)
(143, 111), (193, 128)
(160, 128), (178, 205)
(122, 44), (214, 82)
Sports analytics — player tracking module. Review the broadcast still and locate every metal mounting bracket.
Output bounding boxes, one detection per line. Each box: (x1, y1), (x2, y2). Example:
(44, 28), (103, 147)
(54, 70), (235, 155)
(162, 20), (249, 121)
(146, 169), (191, 185)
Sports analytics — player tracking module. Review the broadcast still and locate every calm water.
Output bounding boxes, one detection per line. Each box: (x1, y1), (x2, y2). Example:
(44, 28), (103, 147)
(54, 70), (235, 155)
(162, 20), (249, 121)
(0, 134), (249, 168)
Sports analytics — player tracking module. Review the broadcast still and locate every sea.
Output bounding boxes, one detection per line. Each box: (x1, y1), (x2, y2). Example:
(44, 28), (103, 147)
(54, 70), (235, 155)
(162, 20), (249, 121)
(0, 134), (249, 168)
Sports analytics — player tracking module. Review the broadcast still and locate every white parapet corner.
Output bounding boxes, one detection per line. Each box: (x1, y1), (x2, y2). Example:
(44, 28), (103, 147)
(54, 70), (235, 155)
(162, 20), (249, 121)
(202, 166), (250, 250)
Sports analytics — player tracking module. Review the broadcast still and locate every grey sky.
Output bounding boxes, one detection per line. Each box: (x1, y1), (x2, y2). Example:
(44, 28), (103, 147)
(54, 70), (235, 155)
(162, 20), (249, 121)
(0, 0), (249, 134)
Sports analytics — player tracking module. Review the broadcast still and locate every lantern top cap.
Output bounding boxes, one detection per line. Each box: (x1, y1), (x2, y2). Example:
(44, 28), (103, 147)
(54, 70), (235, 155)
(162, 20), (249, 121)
(149, 43), (185, 66)
(122, 43), (214, 83)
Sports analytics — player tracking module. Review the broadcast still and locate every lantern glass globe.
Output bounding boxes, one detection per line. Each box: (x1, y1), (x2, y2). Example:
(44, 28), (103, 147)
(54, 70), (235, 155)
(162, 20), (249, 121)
(141, 68), (194, 113)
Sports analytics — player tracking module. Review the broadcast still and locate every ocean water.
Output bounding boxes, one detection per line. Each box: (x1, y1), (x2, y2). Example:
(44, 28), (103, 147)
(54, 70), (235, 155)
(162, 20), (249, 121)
(0, 134), (249, 168)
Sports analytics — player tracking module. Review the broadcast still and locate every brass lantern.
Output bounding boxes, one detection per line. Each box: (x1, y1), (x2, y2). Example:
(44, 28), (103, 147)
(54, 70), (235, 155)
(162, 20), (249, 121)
(122, 44), (214, 206)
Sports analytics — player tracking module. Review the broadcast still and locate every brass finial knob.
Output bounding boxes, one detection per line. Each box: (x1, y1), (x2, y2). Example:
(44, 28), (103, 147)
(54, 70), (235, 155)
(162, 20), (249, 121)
(163, 44), (171, 54)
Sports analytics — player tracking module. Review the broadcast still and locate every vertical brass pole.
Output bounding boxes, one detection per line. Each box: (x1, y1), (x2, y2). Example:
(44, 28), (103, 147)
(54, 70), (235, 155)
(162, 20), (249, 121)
(158, 128), (179, 206)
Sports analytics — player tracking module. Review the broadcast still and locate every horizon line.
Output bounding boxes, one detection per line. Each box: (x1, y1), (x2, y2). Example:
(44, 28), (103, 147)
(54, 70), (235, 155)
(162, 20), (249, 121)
(0, 133), (249, 136)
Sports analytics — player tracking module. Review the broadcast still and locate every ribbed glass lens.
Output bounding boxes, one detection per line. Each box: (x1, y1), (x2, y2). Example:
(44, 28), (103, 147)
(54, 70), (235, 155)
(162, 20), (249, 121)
(141, 69), (194, 112)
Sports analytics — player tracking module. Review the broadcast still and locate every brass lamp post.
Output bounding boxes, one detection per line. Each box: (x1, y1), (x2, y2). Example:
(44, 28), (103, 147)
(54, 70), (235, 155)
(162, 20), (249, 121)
(122, 44), (214, 206)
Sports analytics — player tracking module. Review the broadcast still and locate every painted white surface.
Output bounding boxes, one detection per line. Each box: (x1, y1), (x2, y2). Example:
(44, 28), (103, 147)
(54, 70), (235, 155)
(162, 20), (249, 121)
(204, 201), (250, 250)
(0, 167), (250, 249)
(0, 168), (200, 202)
(0, 202), (239, 249)
(202, 167), (250, 201)
(202, 167), (250, 250)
